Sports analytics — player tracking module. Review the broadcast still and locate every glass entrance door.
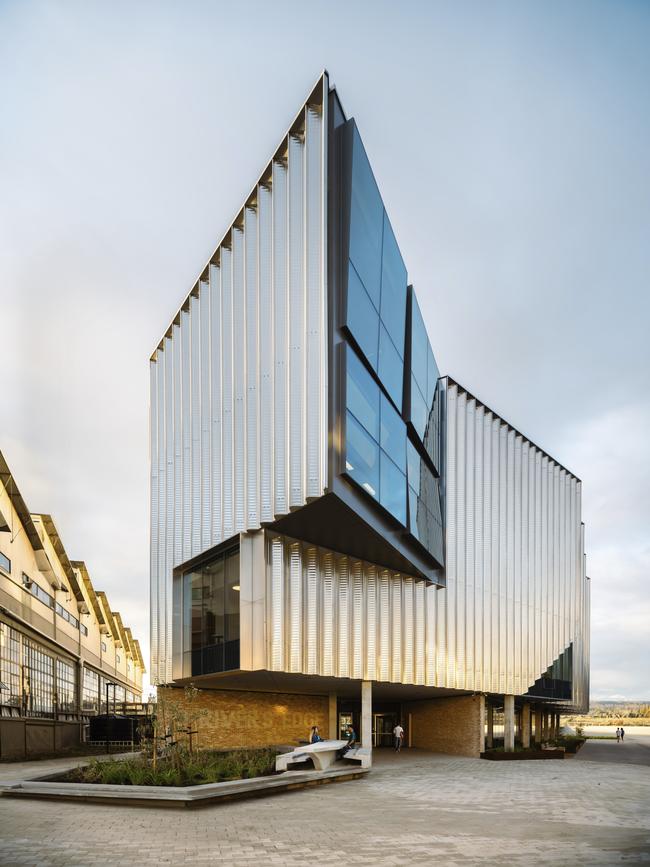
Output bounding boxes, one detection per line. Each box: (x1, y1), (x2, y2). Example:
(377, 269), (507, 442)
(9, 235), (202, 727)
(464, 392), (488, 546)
(373, 713), (397, 747)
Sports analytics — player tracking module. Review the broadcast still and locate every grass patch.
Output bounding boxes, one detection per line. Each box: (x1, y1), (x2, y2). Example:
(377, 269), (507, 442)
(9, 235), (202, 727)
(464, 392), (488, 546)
(60, 747), (280, 787)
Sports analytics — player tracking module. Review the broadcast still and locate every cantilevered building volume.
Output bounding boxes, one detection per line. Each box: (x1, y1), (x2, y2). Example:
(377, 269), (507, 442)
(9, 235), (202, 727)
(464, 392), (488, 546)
(150, 72), (589, 756)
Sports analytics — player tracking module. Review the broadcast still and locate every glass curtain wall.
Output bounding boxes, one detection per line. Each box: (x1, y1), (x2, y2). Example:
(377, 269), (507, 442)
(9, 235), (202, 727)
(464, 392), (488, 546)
(182, 547), (240, 677)
(345, 347), (407, 525)
(346, 124), (407, 411)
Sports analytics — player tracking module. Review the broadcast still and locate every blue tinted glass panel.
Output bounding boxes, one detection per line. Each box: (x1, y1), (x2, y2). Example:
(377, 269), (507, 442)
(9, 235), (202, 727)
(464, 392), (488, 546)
(380, 452), (407, 525)
(379, 214), (407, 354)
(406, 440), (421, 493)
(410, 376), (428, 440)
(346, 346), (380, 439)
(346, 411), (380, 500)
(378, 325), (403, 410)
(411, 294), (428, 396)
(349, 128), (383, 308)
(347, 263), (379, 370)
(408, 487), (422, 542)
(380, 392), (406, 472)
(427, 344), (440, 406)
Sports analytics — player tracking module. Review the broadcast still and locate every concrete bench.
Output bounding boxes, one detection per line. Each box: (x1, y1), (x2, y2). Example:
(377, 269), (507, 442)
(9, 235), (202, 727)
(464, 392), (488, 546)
(341, 746), (372, 769)
(275, 739), (349, 772)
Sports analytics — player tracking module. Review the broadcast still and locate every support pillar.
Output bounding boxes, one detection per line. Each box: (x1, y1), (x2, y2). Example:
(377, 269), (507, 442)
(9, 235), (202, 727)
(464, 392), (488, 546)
(521, 703), (531, 749)
(534, 706), (542, 746)
(542, 710), (549, 742)
(486, 704), (494, 749)
(556, 712), (562, 737)
(328, 692), (337, 740)
(504, 694), (515, 753)
(361, 681), (372, 756)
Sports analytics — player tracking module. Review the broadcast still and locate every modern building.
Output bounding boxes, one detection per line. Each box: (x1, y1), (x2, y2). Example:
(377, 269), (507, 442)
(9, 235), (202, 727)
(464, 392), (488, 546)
(0, 450), (145, 759)
(150, 72), (589, 757)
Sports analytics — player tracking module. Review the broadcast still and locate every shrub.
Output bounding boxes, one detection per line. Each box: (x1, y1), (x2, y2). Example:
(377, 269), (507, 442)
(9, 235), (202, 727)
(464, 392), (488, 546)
(61, 747), (280, 787)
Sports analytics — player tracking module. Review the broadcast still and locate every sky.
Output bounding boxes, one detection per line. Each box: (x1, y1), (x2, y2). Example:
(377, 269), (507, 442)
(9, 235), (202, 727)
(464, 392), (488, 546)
(1, 0), (648, 701)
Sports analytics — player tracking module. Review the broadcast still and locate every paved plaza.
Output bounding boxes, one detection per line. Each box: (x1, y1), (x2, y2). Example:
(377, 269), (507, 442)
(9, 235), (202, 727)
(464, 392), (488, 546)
(1, 734), (649, 866)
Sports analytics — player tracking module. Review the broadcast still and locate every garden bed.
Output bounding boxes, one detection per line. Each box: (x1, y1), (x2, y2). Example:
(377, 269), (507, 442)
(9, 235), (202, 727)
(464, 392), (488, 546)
(481, 748), (565, 761)
(54, 747), (281, 787)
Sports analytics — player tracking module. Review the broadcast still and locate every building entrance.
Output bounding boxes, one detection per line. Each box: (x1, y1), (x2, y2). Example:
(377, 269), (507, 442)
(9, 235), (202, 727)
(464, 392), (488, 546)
(337, 698), (402, 748)
(373, 712), (398, 747)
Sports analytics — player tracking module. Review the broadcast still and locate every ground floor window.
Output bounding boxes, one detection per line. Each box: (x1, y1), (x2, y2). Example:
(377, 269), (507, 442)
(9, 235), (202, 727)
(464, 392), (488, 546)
(0, 622), (21, 709)
(82, 667), (99, 713)
(23, 639), (54, 717)
(182, 545), (240, 677)
(56, 659), (76, 713)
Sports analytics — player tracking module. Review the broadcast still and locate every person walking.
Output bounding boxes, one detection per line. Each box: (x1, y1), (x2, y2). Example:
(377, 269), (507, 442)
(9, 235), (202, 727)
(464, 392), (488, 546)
(310, 725), (323, 744)
(620, 727), (625, 742)
(393, 722), (405, 752)
(616, 727), (620, 742)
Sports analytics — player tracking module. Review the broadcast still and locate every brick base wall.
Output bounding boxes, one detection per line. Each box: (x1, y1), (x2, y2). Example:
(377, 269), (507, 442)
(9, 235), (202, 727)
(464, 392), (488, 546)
(403, 695), (485, 758)
(158, 686), (329, 750)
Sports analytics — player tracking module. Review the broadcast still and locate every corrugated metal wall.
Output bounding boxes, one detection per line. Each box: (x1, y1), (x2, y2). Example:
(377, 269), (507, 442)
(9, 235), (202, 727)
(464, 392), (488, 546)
(262, 380), (589, 708)
(440, 380), (589, 705)
(150, 84), (328, 684)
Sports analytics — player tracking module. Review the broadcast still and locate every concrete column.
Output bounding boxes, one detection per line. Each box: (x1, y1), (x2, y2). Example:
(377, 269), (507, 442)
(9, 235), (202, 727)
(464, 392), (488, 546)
(556, 712), (562, 737)
(521, 703), (531, 749)
(542, 710), (549, 741)
(504, 695), (515, 752)
(486, 704), (494, 749)
(361, 681), (372, 756)
(534, 706), (542, 746)
(328, 692), (337, 740)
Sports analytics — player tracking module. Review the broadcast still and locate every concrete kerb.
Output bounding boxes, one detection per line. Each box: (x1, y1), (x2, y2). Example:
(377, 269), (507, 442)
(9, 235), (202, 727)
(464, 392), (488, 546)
(1, 765), (369, 809)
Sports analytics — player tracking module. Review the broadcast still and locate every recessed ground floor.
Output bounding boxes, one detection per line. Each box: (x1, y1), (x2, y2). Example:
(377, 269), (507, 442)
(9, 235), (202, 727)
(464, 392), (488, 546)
(159, 671), (567, 759)
(1, 736), (649, 865)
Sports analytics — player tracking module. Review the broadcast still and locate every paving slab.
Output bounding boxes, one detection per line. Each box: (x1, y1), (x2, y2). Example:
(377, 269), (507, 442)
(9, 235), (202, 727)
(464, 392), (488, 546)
(0, 748), (648, 865)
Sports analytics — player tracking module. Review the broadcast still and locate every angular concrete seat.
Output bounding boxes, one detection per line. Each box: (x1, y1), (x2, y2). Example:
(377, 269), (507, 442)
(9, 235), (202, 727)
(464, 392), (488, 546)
(341, 747), (372, 768)
(275, 740), (349, 772)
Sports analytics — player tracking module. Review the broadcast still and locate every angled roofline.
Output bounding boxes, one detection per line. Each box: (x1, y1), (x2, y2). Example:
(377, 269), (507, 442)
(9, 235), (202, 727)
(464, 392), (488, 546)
(150, 70), (329, 362)
(443, 376), (581, 483)
(0, 450), (45, 554)
(70, 560), (106, 626)
(112, 612), (131, 657)
(96, 591), (121, 644)
(36, 513), (83, 598)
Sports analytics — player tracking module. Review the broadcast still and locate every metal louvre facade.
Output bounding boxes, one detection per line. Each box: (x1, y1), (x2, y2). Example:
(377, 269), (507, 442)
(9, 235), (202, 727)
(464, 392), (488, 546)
(150, 79), (328, 684)
(260, 380), (589, 709)
(441, 380), (590, 708)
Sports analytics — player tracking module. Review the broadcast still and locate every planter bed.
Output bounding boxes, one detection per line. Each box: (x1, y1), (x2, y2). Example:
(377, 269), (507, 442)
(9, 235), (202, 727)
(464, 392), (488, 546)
(481, 749), (565, 761)
(2, 765), (368, 808)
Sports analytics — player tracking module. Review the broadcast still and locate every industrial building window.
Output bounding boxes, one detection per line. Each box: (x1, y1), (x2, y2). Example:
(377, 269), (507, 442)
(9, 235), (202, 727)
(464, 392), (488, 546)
(345, 347), (407, 525)
(0, 551), (10, 574)
(116, 654), (121, 664)
(23, 639), (54, 717)
(0, 622), (21, 708)
(55, 602), (79, 630)
(82, 667), (99, 713)
(182, 546), (240, 677)
(28, 580), (55, 610)
(56, 659), (76, 713)
(101, 641), (107, 652)
(80, 622), (88, 636)
(346, 125), (407, 410)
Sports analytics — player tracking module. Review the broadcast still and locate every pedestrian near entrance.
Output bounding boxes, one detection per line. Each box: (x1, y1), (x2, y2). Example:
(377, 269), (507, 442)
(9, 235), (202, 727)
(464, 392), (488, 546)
(620, 727), (625, 742)
(310, 725), (323, 744)
(616, 727), (621, 742)
(393, 722), (405, 752)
